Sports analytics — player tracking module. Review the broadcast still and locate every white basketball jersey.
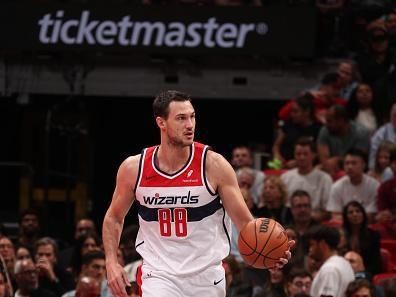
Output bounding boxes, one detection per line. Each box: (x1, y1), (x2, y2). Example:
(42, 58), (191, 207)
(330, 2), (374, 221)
(134, 142), (231, 275)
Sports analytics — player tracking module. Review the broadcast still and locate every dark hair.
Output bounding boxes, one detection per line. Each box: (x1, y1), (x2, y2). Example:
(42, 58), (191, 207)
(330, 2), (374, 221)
(305, 225), (340, 250)
(295, 93), (315, 119)
(342, 201), (368, 233)
(81, 250), (105, 266)
(290, 190), (311, 205)
(70, 231), (101, 277)
(321, 72), (340, 85)
(287, 267), (312, 283)
(345, 148), (368, 164)
(345, 279), (374, 297)
(329, 104), (349, 121)
(347, 84), (379, 120)
(152, 90), (191, 119)
(294, 137), (316, 153)
(19, 208), (40, 224)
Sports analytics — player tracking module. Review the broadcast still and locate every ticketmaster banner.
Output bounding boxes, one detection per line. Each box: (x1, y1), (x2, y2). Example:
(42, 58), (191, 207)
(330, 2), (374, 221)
(0, 3), (316, 56)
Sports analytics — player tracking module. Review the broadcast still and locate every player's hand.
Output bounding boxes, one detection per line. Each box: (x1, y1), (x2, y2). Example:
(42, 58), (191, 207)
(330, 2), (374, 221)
(106, 261), (130, 297)
(269, 240), (295, 272)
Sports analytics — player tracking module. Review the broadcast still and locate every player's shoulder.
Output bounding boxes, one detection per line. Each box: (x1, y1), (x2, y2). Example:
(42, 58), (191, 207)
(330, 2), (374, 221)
(118, 153), (142, 176)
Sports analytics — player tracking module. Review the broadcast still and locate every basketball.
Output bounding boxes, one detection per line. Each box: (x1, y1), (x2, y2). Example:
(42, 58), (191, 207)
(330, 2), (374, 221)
(238, 218), (289, 269)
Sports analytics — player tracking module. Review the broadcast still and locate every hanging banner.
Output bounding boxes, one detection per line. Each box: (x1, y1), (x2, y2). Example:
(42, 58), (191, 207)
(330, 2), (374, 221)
(0, 3), (316, 57)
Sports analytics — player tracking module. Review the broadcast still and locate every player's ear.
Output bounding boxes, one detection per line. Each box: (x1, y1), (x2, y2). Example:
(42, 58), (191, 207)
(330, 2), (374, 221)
(156, 116), (165, 129)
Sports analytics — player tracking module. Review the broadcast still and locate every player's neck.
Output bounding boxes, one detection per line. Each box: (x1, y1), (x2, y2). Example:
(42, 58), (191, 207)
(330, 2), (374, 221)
(156, 143), (191, 174)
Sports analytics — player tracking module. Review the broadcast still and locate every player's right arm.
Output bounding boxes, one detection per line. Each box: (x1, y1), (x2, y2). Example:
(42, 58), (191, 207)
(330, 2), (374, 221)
(102, 155), (140, 297)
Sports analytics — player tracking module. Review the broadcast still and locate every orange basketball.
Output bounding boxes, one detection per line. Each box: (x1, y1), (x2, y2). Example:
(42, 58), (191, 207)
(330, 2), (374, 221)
(238, 218), (289, 269)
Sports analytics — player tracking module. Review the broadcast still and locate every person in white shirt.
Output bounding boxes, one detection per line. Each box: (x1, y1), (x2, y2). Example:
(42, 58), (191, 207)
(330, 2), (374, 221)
(307, 225), (354, 297)
(326, 148), (379, 222)
(281, 137), (332, 221)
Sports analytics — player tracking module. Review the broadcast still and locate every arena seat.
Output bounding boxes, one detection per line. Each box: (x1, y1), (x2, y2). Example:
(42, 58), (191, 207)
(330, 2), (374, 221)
(372, 272), (396, 286)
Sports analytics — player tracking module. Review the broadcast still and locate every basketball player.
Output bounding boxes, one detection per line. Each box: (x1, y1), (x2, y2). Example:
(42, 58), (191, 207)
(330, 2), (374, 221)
(102, 90), (293, 297)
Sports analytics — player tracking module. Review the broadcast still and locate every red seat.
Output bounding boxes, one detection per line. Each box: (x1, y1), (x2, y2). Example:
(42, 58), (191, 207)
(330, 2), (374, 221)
(263, 169), (287, 176)
(381, 240), (396, 264)
(381, 248), (394, 272)
(372, 272), (396, 286)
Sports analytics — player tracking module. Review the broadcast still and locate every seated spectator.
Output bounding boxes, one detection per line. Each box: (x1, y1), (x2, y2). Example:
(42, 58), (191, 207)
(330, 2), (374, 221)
(347, 83), (379, 134)
(383, 277), (396, 297)
(0, 236), (15, 286)
(222, 255), (253, 297)
(281, 137), (332, 221)
(254, 176), (292, 226)
(369, 102), (396, 170)
(345, 279), (375, 297)
(375, 147), (396, 239)
(336, 60), (360, 101)
(0, 263), (11, 297)
(58, 218), (97, 271)
(231, 145), (265, 207)
(15, 245), (32, 262)
(356, 25), (394, 87)
(367, 140), (395, 182)
(62, 250), (112, 297)
(326, 149), (379, 222)
(17, 209), (41, 253)
(286, 268), (312, 297)
(255, 268), (287, 297)
(343, 250), (372, 281)
(34, 237), (75, 296)
(14, 259), (56, 297)
(273, 94), (322, 168)
(317, 105), (370, 178)
(341, 201), (382, 275)
(278, 72), (347, 124)
(70, 232), (101, 281)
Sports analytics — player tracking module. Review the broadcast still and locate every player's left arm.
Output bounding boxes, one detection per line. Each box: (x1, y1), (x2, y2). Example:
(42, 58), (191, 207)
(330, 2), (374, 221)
(205, 150), (253, 231)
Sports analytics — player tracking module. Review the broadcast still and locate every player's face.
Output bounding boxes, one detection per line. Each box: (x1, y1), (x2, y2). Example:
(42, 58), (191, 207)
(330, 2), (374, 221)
(165, 101), (195, 147)
(308, 239), (322, 261)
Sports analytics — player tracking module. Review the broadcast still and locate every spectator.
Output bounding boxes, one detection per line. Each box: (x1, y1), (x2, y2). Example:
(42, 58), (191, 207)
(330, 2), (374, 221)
(0, 261), (12, 297)
(356, 25), (394, 86)
(341, 201), (382, 275)
(375, 147), (396, 239)
(337, 60), (360, 101)
(317, 105), (370, 177)
(17, 209), (41, 254)
(0, 237), (15, 284)
(255, 269), (287, 297)
(281, 137), (332, 221)
(34, 237), (74, 296)
(231, 145), (265, 207)
(15, 245), (32, 261)
(222, 255), (252, 297)
(327, 149), (379, 222)
(273, 94), (321, 168)
(254, 176), (292, 226)
(383, 277), (396, 297)
(58, 218), (97, 271)
(70, 232), (101, 280)
(369, 102), (396, 170)
(307, 225), (355, 297)
(14, 259), (55, 297)
(278, 73), (347, 124)
(367, 140), (395, 182)
(286, 268), (312, 297)
(343, 250), (371, 280)
(62, 250), (112, 297)
(347, 83), (379, 134)
(345, 279), (375, 297)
